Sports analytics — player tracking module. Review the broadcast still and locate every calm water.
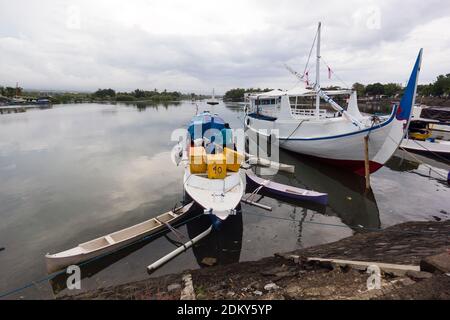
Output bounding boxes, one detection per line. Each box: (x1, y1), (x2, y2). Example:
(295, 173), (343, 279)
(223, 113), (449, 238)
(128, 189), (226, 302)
(0, 101), (449, 299)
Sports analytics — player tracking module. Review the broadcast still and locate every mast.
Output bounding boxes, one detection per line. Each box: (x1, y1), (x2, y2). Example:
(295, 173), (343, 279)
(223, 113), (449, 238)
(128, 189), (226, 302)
(315, 22), (321, 119)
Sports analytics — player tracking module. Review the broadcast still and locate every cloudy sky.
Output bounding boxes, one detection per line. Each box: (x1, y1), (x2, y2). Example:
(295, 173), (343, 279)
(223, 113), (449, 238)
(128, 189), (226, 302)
(0, 0), (449, 93)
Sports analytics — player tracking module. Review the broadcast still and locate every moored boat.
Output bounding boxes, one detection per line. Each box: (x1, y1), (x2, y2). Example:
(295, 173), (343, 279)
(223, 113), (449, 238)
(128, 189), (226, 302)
(45, 202), (194, 273)
(244, 23), (423, 176)
(245, 170), (328, 205)
(206, 89), (219, 105)
(181, 111), (245, 221)
(400, 137), (450, 161)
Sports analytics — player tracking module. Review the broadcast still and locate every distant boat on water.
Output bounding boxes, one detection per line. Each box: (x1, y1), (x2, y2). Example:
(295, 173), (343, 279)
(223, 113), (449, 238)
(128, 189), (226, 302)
(207, 89), (219, 105)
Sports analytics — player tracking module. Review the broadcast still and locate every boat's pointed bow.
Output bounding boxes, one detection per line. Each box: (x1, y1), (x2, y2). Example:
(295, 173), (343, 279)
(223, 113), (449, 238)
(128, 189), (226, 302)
(396, 49), (423, 123)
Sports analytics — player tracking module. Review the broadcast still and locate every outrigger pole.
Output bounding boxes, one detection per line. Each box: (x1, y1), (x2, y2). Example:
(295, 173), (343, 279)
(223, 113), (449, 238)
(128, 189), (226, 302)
(147, 225), (213, 274)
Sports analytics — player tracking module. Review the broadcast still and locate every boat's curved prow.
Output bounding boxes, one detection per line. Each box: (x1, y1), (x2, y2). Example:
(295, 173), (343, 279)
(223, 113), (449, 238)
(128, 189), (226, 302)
(373, 49), (423, 166)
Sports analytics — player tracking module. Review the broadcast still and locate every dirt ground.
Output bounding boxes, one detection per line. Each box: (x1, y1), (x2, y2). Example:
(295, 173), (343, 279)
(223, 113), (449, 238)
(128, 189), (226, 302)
(63, 221), (450, 300)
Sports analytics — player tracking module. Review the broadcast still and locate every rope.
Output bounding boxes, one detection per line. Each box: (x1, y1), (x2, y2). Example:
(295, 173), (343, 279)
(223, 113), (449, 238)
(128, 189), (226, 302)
(385, 134), (449, 181)
(280, 120), (307, 147)
(410, 139), (450, 165)
(0, 209), (206, 299)
(321, 56), (351, 89)
(301, 28), (318, 79)
(244, 210), (445, 236)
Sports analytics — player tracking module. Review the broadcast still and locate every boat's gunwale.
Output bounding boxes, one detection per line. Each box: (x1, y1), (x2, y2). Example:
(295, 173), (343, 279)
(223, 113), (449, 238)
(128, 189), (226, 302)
(45, 202), (193, 259)
(246, 170), (326, 198)
(247, 105), (398, 142)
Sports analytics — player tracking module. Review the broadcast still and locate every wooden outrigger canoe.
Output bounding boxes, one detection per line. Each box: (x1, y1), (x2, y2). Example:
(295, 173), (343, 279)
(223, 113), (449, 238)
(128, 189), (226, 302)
(245, 170), (328, 205)
(45, 202), (194, 273)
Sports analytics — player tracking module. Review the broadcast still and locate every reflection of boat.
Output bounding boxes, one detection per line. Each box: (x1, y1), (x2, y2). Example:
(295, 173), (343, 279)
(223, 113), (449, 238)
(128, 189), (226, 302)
(278, 149), (381, 230)
(384, 155), (420, 172)
(244, 23), (423, 175)
(181, 111), (245, 221)
(245, 170), (328, 205)
(186, 206), (243, 267)
(45, 202), (194, 273)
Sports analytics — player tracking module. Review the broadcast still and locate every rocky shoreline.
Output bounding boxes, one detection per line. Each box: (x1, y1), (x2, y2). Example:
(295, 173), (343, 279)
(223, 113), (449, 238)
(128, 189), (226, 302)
(63, 221), (450, 300)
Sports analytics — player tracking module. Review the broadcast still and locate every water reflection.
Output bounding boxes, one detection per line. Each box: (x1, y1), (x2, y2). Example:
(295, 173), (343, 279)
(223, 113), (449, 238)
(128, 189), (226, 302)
(385, 155), (420, 172)
(116, 101), (182, 111)
(187, 207), (243, 267)
(276, 150), (381, 230)
(1, 101), (448, 299)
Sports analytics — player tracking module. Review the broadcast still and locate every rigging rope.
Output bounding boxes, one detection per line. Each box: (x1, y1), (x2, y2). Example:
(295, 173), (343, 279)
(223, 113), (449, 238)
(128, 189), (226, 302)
(301, 27), (318, 79)
(410, 139), (450, 165)
(321, 56), (351, 89)
(385, 134), (449, 181)
(244, 209), (446, 236)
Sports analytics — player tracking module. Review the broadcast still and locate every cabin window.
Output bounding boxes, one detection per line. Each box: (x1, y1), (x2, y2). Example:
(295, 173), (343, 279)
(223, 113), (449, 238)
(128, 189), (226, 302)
(255, 99), (277, 106)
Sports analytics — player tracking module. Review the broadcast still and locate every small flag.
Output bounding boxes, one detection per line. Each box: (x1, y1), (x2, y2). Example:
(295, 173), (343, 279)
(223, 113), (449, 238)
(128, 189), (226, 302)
(328, 66), (332, 79)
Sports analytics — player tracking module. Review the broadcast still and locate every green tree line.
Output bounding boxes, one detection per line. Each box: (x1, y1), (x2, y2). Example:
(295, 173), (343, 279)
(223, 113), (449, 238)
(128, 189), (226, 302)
(417, 74), (450, 97)
(223, 88), (272, 102)
(353, 74), (450, 98)
(0, 86), (23, 97)
(1, 86), (202, 104)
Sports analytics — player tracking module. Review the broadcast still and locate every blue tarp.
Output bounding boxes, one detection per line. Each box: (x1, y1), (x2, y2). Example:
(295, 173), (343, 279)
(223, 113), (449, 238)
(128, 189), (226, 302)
(187, 112), (225, 141)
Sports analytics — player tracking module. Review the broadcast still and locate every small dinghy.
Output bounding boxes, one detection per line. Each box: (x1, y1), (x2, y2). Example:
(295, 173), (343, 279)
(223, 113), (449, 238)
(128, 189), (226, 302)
(245, 170), (328, 205)
(45, 202), (194, 273)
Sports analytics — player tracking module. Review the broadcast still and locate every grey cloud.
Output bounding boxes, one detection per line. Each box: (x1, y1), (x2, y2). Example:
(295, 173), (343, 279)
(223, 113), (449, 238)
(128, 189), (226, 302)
(0, 0), (449, 93)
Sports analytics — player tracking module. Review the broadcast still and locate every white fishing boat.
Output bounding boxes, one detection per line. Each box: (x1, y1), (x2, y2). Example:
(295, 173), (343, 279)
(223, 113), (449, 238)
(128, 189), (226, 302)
(400, 105), (450, 160)
(400, 138), (450, 160)
(244, 22), (423, 175)
(206, 89), (219, 105)
(179, 111), (245, 221)
(45, 202), (194, 273)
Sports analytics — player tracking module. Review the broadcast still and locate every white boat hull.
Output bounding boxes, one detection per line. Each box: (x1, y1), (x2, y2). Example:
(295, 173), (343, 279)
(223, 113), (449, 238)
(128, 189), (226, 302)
(183, 169), (244, 220)
(244, 49), (423, 175)
(246, 108), (403, 175)
(400, 138), (450, 160)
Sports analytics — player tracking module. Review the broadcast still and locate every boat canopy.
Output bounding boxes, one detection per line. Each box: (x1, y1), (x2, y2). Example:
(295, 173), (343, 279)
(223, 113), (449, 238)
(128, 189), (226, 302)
(247, 86), (352, 99)
(187, 112), (225, 140)
(419, 106), (450, 123)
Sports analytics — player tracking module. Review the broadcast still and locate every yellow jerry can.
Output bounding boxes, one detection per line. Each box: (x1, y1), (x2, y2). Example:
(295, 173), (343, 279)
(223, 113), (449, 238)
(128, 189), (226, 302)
(206, 153), (227, 179)
(189, 147), (207, 174)
(224, 147), (244, 172)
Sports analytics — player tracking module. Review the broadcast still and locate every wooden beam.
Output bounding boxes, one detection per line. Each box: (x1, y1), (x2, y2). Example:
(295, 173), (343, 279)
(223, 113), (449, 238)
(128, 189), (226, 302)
(364, 135), (371, 191)
(245, 153), (295, 173)
(241, 198), (272, 211)
(308, 257), (420, 274)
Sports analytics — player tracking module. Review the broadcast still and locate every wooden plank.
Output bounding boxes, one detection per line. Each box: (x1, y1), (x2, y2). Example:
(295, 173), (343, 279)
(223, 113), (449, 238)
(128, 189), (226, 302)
(241, 198), (272, 211)
(245, 153), (295, 173)
(307, 257), (420, 274)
